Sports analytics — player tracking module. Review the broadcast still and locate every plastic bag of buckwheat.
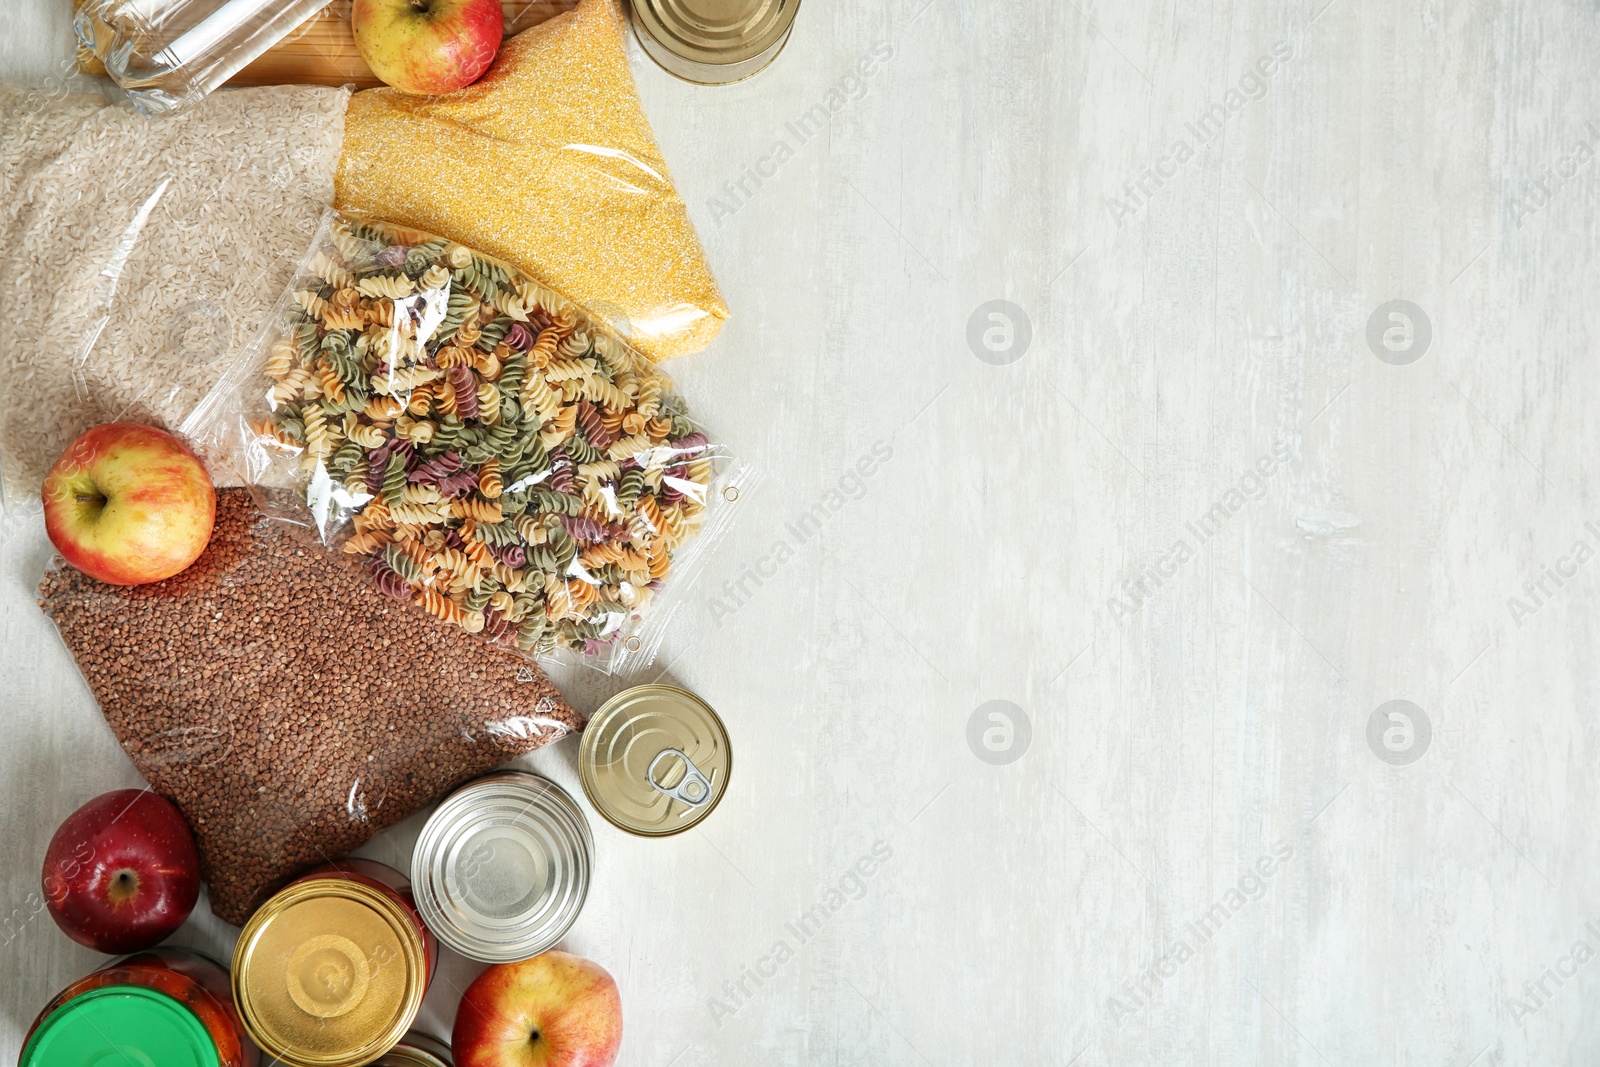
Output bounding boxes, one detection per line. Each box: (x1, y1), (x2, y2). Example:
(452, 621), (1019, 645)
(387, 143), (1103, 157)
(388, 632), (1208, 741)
(37, 487), (584, 925)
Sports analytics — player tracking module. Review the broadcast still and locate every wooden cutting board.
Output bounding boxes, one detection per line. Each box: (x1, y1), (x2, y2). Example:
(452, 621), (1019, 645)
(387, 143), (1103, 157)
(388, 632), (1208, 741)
(74, 1), (577, 88)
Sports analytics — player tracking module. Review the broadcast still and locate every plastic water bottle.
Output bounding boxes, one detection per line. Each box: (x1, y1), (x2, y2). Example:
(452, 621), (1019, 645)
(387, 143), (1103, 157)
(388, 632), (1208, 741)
(75, 0), (332, 118)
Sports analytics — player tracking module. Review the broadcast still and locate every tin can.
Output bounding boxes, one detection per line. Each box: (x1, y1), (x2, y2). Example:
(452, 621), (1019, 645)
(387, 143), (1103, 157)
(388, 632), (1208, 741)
(21, 947), (259, 1067)
(579, 684), (731, 836)
(411, 771), (593, 963)
(373, 1031), (453, 1066)
(629, 0), (801, 84)
(232, 859), (436, 1067)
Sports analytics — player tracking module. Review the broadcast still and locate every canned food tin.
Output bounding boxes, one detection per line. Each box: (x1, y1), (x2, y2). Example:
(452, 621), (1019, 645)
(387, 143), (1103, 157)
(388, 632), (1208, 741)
(373, 1031), (453, 1066)
(629, 0), (801, 84)
(232, 860), (436, 1067)
(21, 947), (258, 1067)
(579, 684), (731, 836)
(410, 771), (593, 963)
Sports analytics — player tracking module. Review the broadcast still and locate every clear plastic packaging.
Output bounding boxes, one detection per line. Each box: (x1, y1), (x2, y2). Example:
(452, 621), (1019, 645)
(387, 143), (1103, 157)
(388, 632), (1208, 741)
(0, 82), (348, 515)
(335, 0), (730, 363)
(36, 488), (585, 925)
(76, 0), (333, 118)
(186, 212), (747, 673)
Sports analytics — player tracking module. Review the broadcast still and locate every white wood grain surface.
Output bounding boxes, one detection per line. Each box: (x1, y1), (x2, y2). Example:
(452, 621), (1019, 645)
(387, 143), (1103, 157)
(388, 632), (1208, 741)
(5, 0), (1600, 1063)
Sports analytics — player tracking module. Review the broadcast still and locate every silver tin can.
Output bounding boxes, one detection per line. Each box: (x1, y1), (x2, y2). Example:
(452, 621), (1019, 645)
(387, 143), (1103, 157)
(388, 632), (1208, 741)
(410, 771), (593, 963)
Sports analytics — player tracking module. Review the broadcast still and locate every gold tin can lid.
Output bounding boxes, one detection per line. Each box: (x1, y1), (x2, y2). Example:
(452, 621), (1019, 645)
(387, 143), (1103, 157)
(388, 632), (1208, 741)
(580, 684), (731, 835)
(232, 879), (428, 1067)
(373, 1032), (452, 1067)
(629, 0), (801, 84)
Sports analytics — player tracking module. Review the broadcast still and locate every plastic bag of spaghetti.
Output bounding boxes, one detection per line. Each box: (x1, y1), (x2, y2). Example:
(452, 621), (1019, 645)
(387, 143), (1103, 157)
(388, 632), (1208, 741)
(186, 212), (745, 673)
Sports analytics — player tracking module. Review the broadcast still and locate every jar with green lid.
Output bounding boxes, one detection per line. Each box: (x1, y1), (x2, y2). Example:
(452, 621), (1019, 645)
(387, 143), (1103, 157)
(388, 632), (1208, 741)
(21, 947), (259, 1067)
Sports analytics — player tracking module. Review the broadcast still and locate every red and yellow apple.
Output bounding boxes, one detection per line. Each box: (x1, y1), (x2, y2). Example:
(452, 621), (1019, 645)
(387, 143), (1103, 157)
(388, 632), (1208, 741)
(352, 0), (504, 95)
(42, 422), (215, 585)
(453, 951), (623, 1067)
(42, 789), (201, 954)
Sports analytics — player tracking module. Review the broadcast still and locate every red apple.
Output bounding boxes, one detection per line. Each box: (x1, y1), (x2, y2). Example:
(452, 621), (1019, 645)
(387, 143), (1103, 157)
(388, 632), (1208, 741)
(353, 0), (504, 95)
(42, 789), (201, 954)
(453, 951), (623, 1067)
(42, 422), (215, 585)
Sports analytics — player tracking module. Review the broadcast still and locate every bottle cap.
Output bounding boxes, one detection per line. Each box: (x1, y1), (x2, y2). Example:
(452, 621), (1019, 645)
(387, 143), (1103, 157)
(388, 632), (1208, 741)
(21, 985), (220, 1067)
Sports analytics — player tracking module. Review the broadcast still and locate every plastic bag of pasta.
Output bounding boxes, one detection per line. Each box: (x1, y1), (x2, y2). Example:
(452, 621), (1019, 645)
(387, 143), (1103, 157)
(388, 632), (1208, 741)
(186, 212), (744, 672)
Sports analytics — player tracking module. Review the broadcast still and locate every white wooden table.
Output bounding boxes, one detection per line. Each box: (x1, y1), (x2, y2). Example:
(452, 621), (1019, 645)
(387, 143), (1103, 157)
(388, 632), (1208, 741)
(6, 0), (1600, 1062)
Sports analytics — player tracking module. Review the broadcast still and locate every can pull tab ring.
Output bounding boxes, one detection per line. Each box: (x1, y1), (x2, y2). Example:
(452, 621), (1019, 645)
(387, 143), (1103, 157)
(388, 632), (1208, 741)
(647, 748), (715, 808)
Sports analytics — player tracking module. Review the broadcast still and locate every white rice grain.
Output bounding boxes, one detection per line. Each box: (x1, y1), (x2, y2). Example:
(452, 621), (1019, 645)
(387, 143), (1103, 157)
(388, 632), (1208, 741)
(0, 84), (348, 508)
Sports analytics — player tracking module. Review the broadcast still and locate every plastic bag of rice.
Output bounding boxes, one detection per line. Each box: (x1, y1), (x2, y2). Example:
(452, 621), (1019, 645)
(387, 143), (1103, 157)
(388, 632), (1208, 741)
(0, 84), (350, 510)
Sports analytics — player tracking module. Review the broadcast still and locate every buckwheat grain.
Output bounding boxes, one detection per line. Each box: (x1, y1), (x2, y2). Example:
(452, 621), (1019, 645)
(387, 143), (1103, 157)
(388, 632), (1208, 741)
(37, 488), (583, 925)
